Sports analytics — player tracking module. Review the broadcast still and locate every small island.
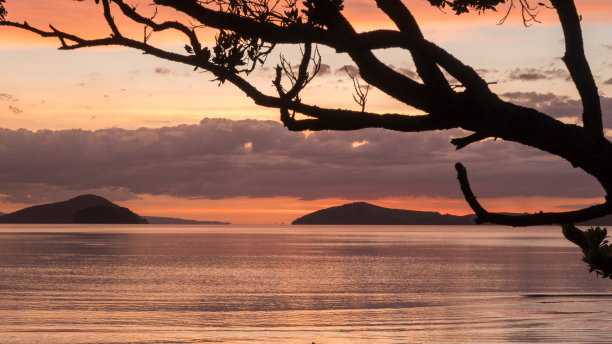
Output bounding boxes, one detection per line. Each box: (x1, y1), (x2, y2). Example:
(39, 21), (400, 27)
(293, 202), (612, 226)
(0, 194), (148, 224)
(142, 216), (230, 225)
(0, 194), (230, 225)
(292, 202), (476, 225)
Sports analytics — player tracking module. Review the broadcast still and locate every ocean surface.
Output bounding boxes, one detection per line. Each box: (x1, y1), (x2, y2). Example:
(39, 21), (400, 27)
(1, 224), (612, 344)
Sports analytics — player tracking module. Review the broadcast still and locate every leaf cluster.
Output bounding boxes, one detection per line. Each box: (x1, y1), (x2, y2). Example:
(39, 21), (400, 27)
(202, 0), (299, 26)
(198, 0), (344, 82)
(581, 227), (612, 279)
(212, 31), (247, 71)
(0, 0), (6, 21)
(427, 0), (505, 15)
(301, 0), (343, 26)
(196, 0), (319, 80)
(207, 31), (273, 81)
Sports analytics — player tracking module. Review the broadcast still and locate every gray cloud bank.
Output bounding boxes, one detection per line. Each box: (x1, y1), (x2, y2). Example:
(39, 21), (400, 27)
(507, 67), (569, 81)
(502, 93), (612, 128)
(0, 114), (605, 204)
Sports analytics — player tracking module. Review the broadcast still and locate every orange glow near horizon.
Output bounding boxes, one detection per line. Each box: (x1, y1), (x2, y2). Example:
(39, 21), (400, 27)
(0, 194), (606, 225)
(104, 194), (608, 224)
(0, 194), (602, 224)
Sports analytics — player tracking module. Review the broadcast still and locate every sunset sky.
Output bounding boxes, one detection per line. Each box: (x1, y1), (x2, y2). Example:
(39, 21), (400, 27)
(0, 0), (611, 223)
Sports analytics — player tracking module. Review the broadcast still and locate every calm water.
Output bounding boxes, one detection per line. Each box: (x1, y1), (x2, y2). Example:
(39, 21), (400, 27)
(1, 225), (612, 344)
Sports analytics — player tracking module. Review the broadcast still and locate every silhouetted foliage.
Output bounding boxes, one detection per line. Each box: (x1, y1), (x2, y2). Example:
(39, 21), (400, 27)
(427, 0), (504, 15)
(0, 0), (6, 21)
(1, 0), (611, 277)
(563, 225), (612, 279)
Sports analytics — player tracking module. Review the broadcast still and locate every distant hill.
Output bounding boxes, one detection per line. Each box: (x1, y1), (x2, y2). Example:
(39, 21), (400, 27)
(292, 202), (476, 225)
(292, 202), (612, 226)
(0, 194), (148, 224)
(143, 216), (230, 225)
(578, 214), (612, 226)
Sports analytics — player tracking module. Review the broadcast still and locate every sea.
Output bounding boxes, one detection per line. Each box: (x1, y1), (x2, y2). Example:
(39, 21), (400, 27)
(1, 224), (611, 344)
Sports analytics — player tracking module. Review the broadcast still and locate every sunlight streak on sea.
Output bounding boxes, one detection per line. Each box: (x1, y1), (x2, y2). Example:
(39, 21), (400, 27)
(1, 225), (611, 343)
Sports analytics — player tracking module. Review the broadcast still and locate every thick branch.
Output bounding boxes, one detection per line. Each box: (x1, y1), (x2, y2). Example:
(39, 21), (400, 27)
(154, 0), (490, 98)
(551, 0), (603, 138)
(309, 0), (437, 111)
(455, 162), (612, 226)
(375, 0), (451, 94)
(344, 30), (492, 94)
(450, 131), (493, 150)
(562, 224), (588, 250)
(156, 0), (437, 111)
(281, 108), (457, 132)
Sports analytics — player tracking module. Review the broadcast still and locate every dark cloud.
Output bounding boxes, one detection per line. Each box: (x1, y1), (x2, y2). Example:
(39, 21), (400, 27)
(543, 68), (569, 79)
(8, 106), (22, 114)
(0, 93), (17, 102)
(501, 91), (578, 116)
(501, 92), (612, 132)
(387, 64), (418, 80)
(398, 68), (418, 79)
(0, 118), (603, 204)
(154, 67), (171, 75)
(476, 68), (497, 75)
(508, 67), (569, 81)
(602, 98), (612, 129)
(502, 91), (568, 105)
(318, 63), (332, 76)
(336, 65), (359, 77)
(509, 69), (546, 81)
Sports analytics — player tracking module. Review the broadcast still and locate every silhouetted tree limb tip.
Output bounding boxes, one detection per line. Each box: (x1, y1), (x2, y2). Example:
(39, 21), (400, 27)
(564, 225), (612, 279)
(427, 0), (505, 15)
(2, 0), (612, 277)
(0, 0), (6, 21)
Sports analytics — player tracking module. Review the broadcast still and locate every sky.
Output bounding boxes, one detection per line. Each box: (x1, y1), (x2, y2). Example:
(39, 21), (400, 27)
(0, 0), (611, 223)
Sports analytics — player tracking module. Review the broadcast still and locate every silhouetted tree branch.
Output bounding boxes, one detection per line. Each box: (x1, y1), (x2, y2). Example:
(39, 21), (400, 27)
(2, 0), (612, 277)
(0, 0), (6, 21)
(456, 163), (612, 226)
(551, 0), (603, 138)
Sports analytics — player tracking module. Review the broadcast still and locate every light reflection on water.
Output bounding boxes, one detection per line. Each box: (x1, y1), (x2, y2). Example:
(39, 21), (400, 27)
(1, 225), (612, 343)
